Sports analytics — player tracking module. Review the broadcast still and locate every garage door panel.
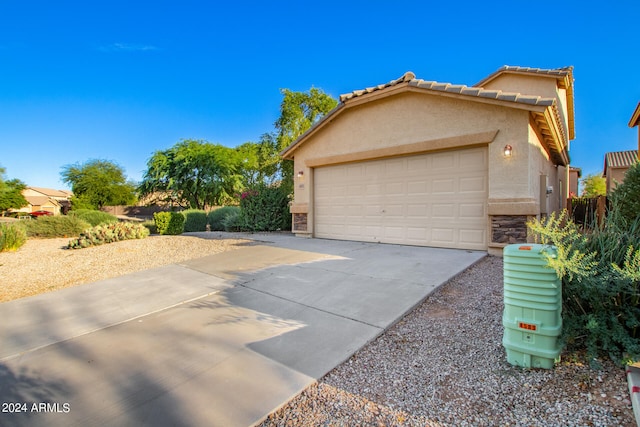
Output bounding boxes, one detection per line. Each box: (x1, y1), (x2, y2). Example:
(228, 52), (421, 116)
(459, 203), (485, 218)
(460, 176), (485, 192)
(314, 147), (487, 250)
(432, 204), (455, 218)
(433, 179), (455, 193)
(460, 229), (486, 245)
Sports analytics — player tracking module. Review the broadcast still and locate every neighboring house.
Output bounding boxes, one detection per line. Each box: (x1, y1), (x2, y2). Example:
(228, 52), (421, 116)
(603, 150), (639, 195)
(18, 187), (73, 215)
(281, 66), (575, 255)
(630, 102), (640, 156)
(568, 167), (581, 197)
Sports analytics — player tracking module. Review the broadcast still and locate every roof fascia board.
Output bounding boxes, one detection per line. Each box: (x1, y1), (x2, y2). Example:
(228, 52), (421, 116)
(629, 103), (640, 127)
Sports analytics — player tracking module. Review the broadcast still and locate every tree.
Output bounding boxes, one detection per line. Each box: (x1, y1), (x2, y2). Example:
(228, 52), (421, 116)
(0, 167), (28, 215)
(274, 88), (338, 194)
(580, 173), (606, 197)
(139, 139), (241, 209)
(60, 159), (137, 209)
(234, 134), (280, 187)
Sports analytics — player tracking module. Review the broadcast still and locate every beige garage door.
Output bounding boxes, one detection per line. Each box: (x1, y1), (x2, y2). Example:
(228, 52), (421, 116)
(314, 147), (487, 250)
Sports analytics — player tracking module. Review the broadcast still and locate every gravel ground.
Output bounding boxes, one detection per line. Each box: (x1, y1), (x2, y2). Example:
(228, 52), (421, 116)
(0, 233), (251, 303)
(260, 256), (636, 427)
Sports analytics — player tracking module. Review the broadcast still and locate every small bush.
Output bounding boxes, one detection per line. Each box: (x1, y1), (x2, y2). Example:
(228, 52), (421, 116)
(208, 206), (240, 231)
(24, 216), (91, 238)
(68, 209), (118, 227)
(0, 223), (27, 252)
(221, 209), (243, 231)
(68, 222), (150, 249)
(153, 211), (185, 235)
(182, 209), (208, 232)
(141, 219), (157, 235)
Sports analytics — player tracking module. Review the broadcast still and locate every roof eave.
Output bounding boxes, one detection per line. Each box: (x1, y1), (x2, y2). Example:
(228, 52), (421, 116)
(629, 102), (640, 127)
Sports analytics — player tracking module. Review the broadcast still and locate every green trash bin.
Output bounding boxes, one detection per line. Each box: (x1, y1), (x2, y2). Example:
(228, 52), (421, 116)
(502, 244), (562, 369)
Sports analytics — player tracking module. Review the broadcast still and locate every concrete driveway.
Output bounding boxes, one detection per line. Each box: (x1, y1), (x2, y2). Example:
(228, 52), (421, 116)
(0, 234), (485, 427)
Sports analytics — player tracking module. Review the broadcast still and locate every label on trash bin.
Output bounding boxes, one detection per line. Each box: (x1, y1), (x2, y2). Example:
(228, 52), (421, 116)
(518, 321), (537, 331)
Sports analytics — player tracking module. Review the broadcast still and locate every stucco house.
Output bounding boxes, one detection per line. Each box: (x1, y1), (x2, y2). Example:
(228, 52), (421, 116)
(568, 167), (581, 197)
(281, 66), (574, 255)
(17, 187), (73, 215)
(603, 150), (639, 195)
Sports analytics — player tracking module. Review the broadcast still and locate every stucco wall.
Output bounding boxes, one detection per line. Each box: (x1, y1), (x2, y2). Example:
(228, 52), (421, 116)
(481, 74), (569, 144)
(292, 91), (531, 211)
(607, 168), (629, 194)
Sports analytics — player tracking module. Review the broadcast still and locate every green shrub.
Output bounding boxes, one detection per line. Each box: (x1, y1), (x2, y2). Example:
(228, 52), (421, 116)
(68, 209), (118, 227)
(610, 160), (640, 225)
(237, 184), (291, 232)
(182, 209), (208, 232)
(68, 222), (150, 249)
(0, 223), (27, 252)
(528, 210), (640, 366)
(24, 216), (91, 238)
(221, 209), (243, 231)
(141, 219), (157, 235)
(207, 206), (240, 231)
(153, 211), (185, 235)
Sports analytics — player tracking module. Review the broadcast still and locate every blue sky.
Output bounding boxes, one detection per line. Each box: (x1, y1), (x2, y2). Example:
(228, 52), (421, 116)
(1, 1), (638, 190)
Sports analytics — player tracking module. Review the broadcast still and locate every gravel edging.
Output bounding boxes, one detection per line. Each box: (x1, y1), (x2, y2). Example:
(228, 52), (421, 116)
(0, 234), (251, 303)
(260, 256), (635, 427)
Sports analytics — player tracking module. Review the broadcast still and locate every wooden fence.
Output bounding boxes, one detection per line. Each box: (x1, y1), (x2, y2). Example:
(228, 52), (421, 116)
(567, 196), (607, 227)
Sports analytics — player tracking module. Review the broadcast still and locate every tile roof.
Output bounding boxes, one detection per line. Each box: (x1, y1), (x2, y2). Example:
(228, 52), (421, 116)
(339, 71), (556, 107)
(28, 186), (72, 198)
(475, 65), (573, 87)
(605, 150), (639, 169)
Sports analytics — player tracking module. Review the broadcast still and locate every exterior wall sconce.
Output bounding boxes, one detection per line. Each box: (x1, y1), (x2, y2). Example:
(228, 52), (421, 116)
(503, 144), (513, 158)
(297, 170), (304, 178)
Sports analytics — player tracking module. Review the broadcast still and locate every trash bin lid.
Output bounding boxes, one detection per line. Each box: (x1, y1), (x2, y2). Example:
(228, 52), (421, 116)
(503, 244), (557, 259)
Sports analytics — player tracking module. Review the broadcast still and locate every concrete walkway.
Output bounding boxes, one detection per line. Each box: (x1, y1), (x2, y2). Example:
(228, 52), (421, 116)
(0, 234), (485, 427)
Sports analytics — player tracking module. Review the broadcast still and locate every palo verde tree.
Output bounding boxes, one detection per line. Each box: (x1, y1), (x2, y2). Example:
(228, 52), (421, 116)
(139, 139), (241, 209)
(0, 166), (28, 215)
(60, 159), (137, 209)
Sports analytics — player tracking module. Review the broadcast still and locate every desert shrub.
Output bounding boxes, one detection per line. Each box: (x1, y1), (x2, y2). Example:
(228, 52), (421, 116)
(182, 209), (208, 232)
(141, 219), (157, 235)
(610, 160), (640, 225)
(237, 184), (290, 232)
(207, 206), (240, 231)
(24, 216), (91, 238)
(68, 222), (150, 249)
(68, 209), (118, 227)
(221, 209), (243, 231)
(0, 222), (27, 252)
(153, 211), (185, 235)
(528, 210), (640, 366)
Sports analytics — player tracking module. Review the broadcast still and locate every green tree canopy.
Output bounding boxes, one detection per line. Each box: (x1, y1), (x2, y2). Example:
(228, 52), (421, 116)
(139, 139), (241, 209)
(274, 87), (337, 194)
(0, 166), (28, 215)
(580, 173), (606, 197)
(60, 159), (137, 209)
